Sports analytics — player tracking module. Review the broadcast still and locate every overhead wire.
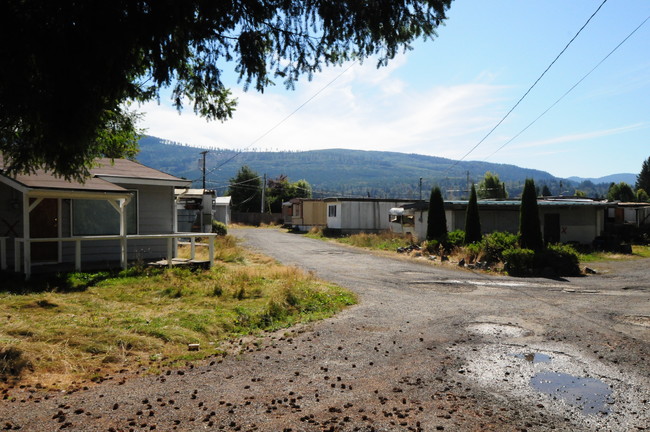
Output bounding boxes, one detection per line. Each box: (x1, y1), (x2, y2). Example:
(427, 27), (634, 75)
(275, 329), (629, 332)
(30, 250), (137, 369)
(484, 13), (650, 160)
(194, 60), (359, 183)
(443, 0), (609, 176)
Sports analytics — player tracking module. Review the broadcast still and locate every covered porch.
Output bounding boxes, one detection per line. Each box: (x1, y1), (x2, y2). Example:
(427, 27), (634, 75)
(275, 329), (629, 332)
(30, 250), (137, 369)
(0, 160), (215, 279)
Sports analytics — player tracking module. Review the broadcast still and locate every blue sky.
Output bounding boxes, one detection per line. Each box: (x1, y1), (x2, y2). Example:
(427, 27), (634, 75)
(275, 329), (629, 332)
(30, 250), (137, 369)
(140, 0), (650, 180)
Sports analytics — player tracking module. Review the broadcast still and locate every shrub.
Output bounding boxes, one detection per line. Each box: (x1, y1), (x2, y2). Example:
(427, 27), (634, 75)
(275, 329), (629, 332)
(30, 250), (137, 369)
(464, 184), (482, 244)
(423, 239), (441, 255)
(211, 220), (228, 236)
(503, 248), (535, 276)
(464, 242), (483, 262)
(535, 243), (581, 276)
(446, 230), (465, 249)
(519, 179), (543, 251)
(427, 186), (447, 241)
(481, 231), (519, 263)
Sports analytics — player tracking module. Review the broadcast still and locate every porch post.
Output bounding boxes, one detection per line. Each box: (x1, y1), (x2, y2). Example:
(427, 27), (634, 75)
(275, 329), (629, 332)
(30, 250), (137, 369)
(172, 192), (179, 257)
(22, 193), (31, 279)
(167, 237), (173, 268)
(75, 239), (81, 272)
(0, 237), (6, 270)
(208, 235), (214, 268)
(14, 239), (21, 272)
(119, 198), (127, 270)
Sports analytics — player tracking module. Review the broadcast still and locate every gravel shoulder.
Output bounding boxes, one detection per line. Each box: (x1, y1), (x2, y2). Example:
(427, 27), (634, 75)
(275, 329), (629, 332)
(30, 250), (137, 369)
(1, 228), (648, 431)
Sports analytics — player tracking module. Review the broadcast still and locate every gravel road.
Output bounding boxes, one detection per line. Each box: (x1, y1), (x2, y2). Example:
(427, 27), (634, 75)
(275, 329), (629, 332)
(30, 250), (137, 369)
(1, 227), (648, 431)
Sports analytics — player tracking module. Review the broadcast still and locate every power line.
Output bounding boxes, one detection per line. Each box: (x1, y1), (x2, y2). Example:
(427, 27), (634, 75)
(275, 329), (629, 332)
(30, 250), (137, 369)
(443, 0), (609, 175)
(484, 13), (650, 160)
(194, 61), (358, 182)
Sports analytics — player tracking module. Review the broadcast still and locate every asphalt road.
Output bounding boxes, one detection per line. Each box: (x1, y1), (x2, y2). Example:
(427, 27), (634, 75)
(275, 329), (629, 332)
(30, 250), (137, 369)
(1, 227), (648, 431)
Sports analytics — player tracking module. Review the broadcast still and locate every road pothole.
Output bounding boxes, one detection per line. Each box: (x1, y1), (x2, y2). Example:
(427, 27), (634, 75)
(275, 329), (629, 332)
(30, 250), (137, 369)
(531, 371), (613, 415)
(453, 342), (650, 431)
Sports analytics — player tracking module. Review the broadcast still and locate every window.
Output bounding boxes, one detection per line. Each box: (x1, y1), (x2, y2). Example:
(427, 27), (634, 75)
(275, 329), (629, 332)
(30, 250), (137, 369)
(73, 193), (137, 236)
(328, 205), (337, 217)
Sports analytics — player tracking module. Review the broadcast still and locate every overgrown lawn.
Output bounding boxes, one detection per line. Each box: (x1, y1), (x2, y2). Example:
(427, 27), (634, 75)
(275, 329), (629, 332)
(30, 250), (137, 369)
(0, 235), (355, 390)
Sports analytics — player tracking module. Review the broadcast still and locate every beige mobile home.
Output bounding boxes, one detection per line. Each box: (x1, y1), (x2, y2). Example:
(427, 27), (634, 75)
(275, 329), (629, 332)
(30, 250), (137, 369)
(287, 198), (327, 231)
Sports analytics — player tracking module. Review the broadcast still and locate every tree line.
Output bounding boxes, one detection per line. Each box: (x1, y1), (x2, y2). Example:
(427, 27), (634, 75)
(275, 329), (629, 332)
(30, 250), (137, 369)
(227, 166), (312, 213)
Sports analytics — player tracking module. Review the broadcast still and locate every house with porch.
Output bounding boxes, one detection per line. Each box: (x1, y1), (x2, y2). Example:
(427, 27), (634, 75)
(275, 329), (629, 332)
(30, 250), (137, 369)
(389, 198), (609, 245)
(0, 158), (216, 278)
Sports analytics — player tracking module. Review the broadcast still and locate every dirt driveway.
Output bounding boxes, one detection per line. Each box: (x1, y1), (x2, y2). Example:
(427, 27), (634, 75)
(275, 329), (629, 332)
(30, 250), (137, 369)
(1, 228), (648, 431)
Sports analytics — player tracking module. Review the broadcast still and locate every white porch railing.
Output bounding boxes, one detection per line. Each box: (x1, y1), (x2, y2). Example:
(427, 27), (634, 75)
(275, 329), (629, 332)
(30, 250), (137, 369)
(4, 233), (217, 279)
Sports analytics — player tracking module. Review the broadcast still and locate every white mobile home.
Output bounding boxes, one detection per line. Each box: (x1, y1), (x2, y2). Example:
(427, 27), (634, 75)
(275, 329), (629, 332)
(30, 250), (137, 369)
(324, 198), (412, 234)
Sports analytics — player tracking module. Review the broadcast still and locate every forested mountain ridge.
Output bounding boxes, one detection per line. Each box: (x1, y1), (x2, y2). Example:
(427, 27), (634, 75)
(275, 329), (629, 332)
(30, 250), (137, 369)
(136, 135), (620, 199)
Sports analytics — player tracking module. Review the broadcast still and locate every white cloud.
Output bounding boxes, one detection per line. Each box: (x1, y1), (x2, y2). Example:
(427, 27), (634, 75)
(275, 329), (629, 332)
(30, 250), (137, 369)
(139, 57), (509, 161)
(511, 122), (649, 150)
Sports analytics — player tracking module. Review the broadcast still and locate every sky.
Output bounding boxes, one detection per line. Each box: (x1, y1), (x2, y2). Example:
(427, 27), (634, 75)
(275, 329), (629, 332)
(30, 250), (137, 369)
(139, 0), (650, 180)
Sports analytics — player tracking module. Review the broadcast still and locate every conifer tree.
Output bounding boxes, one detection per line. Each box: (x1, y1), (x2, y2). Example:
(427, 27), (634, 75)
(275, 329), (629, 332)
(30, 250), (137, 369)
(464, 184), (481, 244)
(427, 187), (447, 241)
(636, 156), (650, 193)
(0, 0), (452, 180)
(519, 179), (543, 251)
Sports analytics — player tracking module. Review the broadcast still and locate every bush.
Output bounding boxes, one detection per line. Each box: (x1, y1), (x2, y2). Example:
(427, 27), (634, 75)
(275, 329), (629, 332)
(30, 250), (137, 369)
(535, 243), (581, 276)
(446, 230), (465, 249)
(464, 242), (483, 262)
(503, 248), (535, 276)
(423, 239), (441, 255)
(211, 220), (228, 236)
(481, 231), (519, 263)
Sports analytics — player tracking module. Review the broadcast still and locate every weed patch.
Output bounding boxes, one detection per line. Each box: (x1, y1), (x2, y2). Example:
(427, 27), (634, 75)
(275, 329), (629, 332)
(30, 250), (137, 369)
(0, 240), (355, 390)
(338, 231), (414, 250)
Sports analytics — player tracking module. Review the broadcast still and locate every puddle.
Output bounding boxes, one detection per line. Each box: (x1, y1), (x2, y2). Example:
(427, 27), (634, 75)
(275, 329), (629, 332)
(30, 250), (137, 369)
(531, 371), (613, 415)
(513, 352), (552, 363)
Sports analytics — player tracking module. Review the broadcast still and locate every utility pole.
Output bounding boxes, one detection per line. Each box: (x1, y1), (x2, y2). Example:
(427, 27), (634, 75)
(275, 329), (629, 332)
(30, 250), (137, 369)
(199, 150), (208, 190)
(419, 178), (423, 201)
(261, 173), (266, 213)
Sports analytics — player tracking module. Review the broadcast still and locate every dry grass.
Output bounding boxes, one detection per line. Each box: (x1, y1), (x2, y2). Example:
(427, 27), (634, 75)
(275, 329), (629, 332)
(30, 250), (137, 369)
(0, 235), (355, 391)
(337, 231), (414, 250)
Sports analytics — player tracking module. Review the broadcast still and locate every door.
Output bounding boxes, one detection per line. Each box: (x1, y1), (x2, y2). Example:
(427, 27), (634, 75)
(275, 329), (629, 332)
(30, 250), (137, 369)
(30, 198), (59, 262)
(544, 213), (560, 245)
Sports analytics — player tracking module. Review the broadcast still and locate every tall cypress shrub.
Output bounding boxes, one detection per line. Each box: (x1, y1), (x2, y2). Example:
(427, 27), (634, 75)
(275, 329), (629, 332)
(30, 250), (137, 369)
(464, 184), (481, 244)
(427, 186), (447, 241)
(519, 179), (543, 251)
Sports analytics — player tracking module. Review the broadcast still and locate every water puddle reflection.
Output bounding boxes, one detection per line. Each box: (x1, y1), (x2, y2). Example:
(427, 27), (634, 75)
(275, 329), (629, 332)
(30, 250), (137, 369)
(531, 371), (613, 415)
(513, 352), (552, 363)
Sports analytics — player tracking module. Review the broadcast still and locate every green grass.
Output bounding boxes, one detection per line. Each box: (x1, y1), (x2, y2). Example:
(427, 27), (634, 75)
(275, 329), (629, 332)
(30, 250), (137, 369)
(578, 245), (650, 262)
(0, 235), (356, 390)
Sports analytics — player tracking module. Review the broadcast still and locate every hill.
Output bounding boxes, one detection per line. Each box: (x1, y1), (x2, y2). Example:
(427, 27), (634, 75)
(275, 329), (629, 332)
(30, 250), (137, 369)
(568, 173), (637, 186)
(136, 136), (612, 199)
